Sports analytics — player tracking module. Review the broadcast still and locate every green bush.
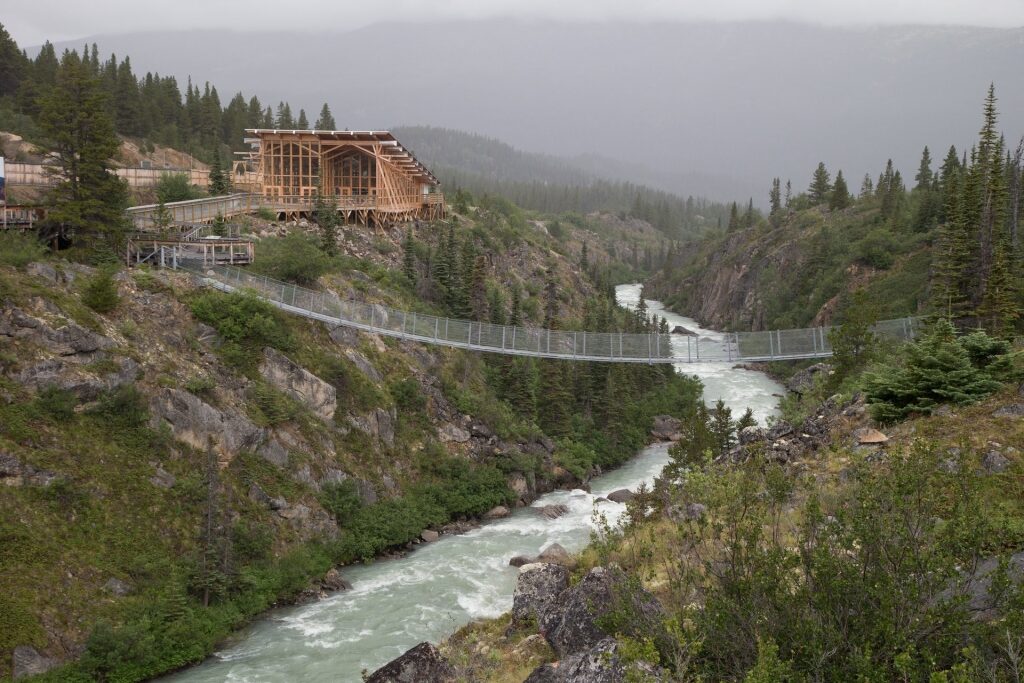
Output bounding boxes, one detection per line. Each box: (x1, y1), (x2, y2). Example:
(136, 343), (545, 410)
(319, 479), (362, 526)
(249, 232), (332, 285)
(90, 385), (149, 427)
(864, 319), (1016, 423)
(854, 227), (899, 269)
(34, 386), (77, 421)
(155, 173), (202, 203)
(190, 290), (292, 369)
(0, 232), (46, 268)
(248, 382), (299, 426)
(255, 207), (278, 221)
(81, 267), (121, 313)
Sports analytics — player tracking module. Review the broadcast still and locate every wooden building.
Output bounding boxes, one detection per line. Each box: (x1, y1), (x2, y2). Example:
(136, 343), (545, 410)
(235, 130), (445, 225)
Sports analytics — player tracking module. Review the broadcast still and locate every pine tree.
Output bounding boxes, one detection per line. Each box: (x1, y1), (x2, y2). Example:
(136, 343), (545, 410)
(296, 108), (309, 129)
(829, 170), (851, 210)
(860, 173), (874, 198)
(727, 202), (739, 231)
(402, 229), (417, 286)
(709, 399), (735, 454)
(208, 150), (230, 196)
(784, 180), (792, 208)
(580, 241), (589, 271)
(315, 102), (336, 129)
(312, 175), (339, 256)
(915, 146), (934, 190)
(509, 287), (523, 327)
(38, 51), (129, 242)
(275, 101), (293, 128)
(735, 407), (756, 433)
(743, 198), (755, 227)
(809, 162), (832, 204)
(469, 255), (489, 321)
(769, 178), (782, 224)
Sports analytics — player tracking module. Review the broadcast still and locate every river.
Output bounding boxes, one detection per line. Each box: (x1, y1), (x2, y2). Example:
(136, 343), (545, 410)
(164, 284), (785, 683)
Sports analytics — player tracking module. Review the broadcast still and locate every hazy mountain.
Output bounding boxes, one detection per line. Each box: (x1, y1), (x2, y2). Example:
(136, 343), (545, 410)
(45, 20), (1024, 202)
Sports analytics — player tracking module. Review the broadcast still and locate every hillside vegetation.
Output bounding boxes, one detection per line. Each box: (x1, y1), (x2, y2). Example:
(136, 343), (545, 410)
(648, 87), (1022, 337)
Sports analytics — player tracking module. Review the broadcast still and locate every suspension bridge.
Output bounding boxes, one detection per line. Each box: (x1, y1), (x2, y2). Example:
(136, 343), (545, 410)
(169, 258), (921, 365)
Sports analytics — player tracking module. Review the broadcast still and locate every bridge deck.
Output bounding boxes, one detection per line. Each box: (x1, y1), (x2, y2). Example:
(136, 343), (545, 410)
(181, 263), (921, 364)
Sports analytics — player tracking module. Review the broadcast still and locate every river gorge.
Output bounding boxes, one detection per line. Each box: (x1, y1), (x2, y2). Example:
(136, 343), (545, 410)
(164, 285), (786, 683)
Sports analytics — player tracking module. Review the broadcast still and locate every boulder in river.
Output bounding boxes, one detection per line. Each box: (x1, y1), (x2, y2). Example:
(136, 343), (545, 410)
(484, 505), (511, 519)
(607, 489), (635, 504)
(420, 530), (439, 543)
(538, 504), (569, 520)
(537, 543), (573, 567)
(671, 325), (697, 336)
(365, 642), (456, 683)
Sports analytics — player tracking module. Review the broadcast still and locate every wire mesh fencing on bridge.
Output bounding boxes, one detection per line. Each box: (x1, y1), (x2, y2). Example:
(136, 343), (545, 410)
(182, 263), (923, 364)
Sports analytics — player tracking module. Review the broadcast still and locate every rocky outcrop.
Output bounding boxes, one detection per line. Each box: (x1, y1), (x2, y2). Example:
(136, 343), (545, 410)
(438, 422), (471, 443)
(0, 452), (61, 488)
(512, 563), (570, 624)
(259, 348), (337, 421)
(539, 566), (668, 658)
(0, 306), (113, 358)
(11, 645), (58, 680)
(16, 356), (139, 400)
(347, 408), (396, 445)
(149, 388), (265, 459)
(650, 415), (683, 441)
(344, 349), (383, 384)
(365, 642), (455, 683)
(993, 403), (1024, 418)
(786, 363), (833, 395)
(524, 638), (662, 683)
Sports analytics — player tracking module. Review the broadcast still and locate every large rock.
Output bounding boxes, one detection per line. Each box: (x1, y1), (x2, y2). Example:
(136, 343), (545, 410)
(993, 404), (1024, 418)
(524, 638), (662, 683)
(11, 645), (58, 680)
(438, 422), (471, 443)
(344, 348), (383, 383)
(540, 566), (668, 659)
(513, 562), (570, 624)
(650, 415), (683, 441)
(365, 642), (455, 683)
(943, 551), (1024, 620)
(0, 306), (113, 358)
(539, 504), (570, 520)
(853, 427), (889, 445)
(149, 388), (264, 459)
(786, 363), (833, 395)
(607, 489), (635, 504)
(347, 407), (396, 445)
(16, 356), (139, 400)
(0, 453), (61, 488)
(257, 438), (289, 468)
(484, 505), (511, 520)
(537, 543), (573, 567)
(981, 450), (1010, 474)
(259, 347), (336, 421)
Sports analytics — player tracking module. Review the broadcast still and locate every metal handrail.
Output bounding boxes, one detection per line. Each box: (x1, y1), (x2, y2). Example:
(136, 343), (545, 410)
(177, 262), (923, 365)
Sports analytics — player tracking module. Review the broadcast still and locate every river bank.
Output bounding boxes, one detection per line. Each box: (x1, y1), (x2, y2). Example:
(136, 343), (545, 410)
(161, 285), (785, 682)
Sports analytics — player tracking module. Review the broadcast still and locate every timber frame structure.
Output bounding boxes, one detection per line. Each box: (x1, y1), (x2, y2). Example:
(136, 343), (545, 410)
(236, 130), (445, 225)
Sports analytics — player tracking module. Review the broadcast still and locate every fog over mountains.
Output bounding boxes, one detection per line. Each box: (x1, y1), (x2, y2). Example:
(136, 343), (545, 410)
(49, 20), (1024, 202)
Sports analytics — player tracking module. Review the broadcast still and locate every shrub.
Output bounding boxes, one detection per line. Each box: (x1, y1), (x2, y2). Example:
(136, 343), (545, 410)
(319, 479), (362, 527)
(0, 232), (46, 268)
(249, 232), (332, 285)
(34, 385), (77, 421)
(248, 382), (299, 426)
(90, 385), (149, 427)
(854, 227), (898, 269)
(190, 290), (292, 369)
(81, 267), (121, 313)
(255, 207), (278, 221)
(155, 173), (202, 203)
(864, 319), (1015, 423)
(231, 521), (273, 562)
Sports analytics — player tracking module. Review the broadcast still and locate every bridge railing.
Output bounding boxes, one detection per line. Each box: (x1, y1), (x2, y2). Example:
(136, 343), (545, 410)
(179, 262), (923, 364)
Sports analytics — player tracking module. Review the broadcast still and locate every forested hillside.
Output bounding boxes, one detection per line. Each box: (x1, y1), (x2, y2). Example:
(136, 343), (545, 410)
(648, 86), (1022, 337)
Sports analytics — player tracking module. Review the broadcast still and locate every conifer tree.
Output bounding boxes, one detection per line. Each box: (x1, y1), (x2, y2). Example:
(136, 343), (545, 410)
(312, 175), (339, 256)
(580, 241), (589, 271)
(402, 229), (417, 286)
(915, 146), (933, 190)
(315, 102), (336, 130)
(769, 178), (782, 224)
(784, 180), (792, 208)
(275, 101), (293, 128)
(829, 170), (851, 210)
(727, 202), (739, 231)
(860, 174), (874, 198)
(808, 162), (832, 204)
(743, 198), (755, 227)
(509, 286), (523, 327)
(208, 150), (230, 196)
(38, 50), (128, 242)
(709, 399), (735, 454)
(469, 255), (489, 321)
(296, 108), (308, 129)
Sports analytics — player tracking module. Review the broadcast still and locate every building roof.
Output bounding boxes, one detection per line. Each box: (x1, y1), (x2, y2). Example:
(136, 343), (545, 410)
(244, 129), (440, 185)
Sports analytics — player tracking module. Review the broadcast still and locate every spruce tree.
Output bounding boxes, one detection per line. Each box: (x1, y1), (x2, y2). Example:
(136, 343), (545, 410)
(727, 202), (739, 231)
(580, 241), (589, 271)
(860, 174), (874, 198)
(296, 108), (309, 129)
(509, 287), (523, 327)
(829, 170), (851, 210)
(915, 146), (934, 190)
(769, 178), (782, 224)
(784, 180), (792, 208)
(315, 102), (336, 130)
(809, 162), (832, 204)
(402, 229), (417, 287)
(38, 51), (128, 242)
(312, 175), (339, 256)
(208, 150), (230, 196)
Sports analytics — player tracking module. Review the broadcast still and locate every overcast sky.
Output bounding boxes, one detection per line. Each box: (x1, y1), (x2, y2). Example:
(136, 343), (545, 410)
(5, 0), (1024, 46)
